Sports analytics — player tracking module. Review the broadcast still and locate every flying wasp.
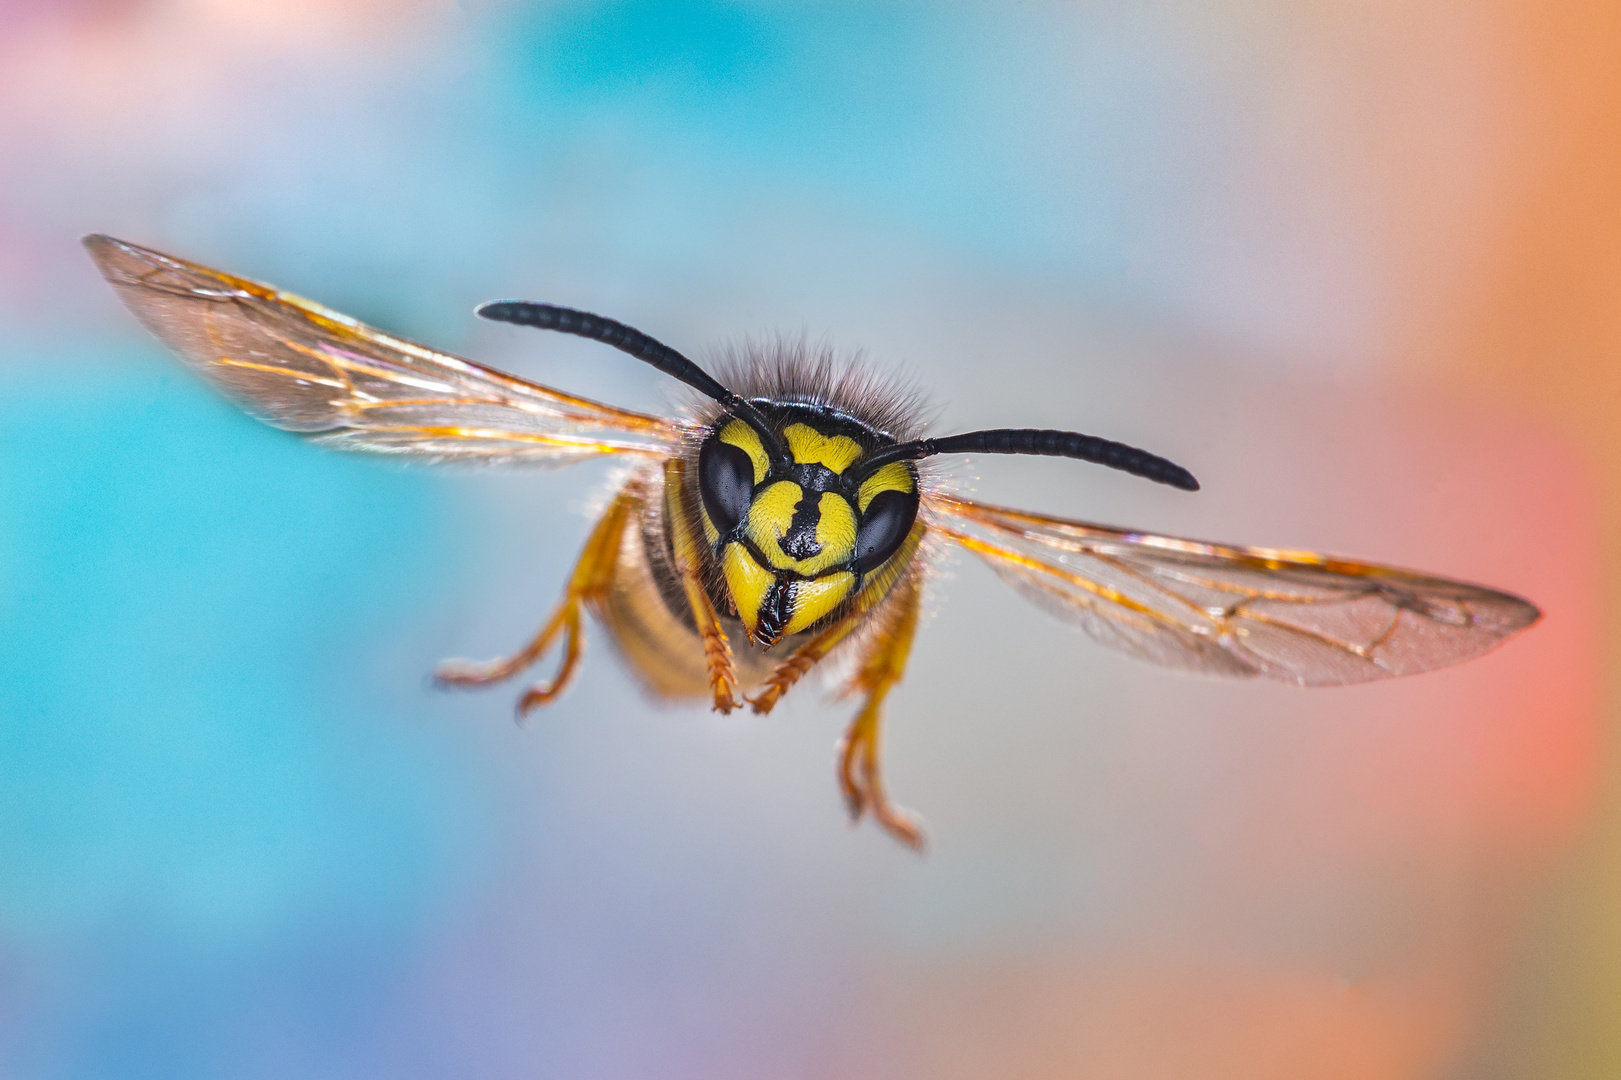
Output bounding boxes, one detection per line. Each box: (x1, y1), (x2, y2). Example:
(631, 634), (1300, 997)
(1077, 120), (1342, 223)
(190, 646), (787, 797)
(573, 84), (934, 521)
(85, 235), (1542, 849)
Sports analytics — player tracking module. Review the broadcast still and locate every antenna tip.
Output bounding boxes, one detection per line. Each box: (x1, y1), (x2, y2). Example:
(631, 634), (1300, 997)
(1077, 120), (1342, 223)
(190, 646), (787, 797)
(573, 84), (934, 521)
(476, 300), (521, 321)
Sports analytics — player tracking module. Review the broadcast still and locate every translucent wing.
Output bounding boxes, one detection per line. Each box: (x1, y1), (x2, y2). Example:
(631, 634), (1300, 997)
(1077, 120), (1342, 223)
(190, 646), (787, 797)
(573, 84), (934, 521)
(925, 494), (1540, 686)
(84, 235), (681, 464)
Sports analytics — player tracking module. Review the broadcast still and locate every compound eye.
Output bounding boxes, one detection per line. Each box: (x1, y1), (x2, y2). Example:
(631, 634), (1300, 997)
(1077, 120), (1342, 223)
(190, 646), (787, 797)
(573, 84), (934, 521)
(698, 436), (757, 534)
(854, 489), (918, 573)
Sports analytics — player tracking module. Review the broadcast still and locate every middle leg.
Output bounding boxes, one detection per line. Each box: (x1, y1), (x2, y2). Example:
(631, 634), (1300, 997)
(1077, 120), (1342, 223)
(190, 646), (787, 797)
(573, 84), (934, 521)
(434, 486), (637, 718)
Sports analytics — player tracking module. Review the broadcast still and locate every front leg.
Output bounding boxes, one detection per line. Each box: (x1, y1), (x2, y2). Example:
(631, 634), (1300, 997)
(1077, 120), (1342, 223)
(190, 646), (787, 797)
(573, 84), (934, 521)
(663, 458), (740, 713)
(748, 522), (926, 716)
(746, 610), (865, 715)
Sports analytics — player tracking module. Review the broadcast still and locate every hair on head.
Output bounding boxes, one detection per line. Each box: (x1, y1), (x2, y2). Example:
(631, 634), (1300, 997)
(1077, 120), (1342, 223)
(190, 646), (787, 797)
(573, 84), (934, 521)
(704, 337), (936, 443)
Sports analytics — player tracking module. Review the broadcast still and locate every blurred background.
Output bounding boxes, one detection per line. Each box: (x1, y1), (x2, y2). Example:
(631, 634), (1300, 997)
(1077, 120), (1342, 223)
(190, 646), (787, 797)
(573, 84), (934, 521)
(0, 1), (1614, 1077)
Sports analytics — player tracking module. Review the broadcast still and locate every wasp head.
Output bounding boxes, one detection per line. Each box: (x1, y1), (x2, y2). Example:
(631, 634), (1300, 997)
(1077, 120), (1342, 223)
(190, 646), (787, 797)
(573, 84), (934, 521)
(696, 408), (918, 647)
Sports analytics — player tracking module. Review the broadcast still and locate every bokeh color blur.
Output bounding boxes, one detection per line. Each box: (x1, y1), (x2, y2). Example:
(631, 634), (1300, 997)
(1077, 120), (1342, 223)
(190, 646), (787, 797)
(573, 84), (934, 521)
(2, 2), (1617, 1077)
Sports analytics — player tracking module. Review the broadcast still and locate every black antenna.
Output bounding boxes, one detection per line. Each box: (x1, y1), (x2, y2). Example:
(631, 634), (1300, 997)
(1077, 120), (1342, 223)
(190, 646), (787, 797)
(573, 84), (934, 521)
(849, 428), (1199, 491)
(477, 301), (788, 464)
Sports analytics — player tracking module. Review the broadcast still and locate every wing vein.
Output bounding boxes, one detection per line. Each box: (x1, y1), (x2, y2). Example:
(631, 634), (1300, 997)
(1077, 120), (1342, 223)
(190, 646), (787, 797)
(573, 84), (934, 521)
(922, 492), (1539, 685)
(85, 234), (683, 466)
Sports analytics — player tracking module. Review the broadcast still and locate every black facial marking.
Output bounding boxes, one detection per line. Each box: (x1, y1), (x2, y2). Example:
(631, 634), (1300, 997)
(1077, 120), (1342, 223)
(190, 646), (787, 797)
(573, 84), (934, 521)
(784, 461), (843, 496)
(854, 489), (918, 574)
(780, 490), (824, 560)
(698, 436), (755, 535)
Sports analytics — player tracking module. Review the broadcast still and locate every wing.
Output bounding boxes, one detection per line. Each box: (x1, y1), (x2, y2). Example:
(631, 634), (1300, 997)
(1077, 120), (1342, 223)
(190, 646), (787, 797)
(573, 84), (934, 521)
(84, 235), (681, 465)
(924, 494), (1540, 686)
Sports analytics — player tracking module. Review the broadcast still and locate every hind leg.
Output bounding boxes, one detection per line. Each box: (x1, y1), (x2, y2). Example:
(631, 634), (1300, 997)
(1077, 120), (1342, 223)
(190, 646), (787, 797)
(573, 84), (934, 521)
(834, 571), (926, 850)
(434, 486), (637, 719)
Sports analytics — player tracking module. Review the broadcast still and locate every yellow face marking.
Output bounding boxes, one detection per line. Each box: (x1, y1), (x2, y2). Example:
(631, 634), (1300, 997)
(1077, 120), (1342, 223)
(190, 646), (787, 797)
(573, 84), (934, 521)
(857, 461), (915, 513)
(782, 423), (864, 474)
(812, 492), (856, 565)
(744, 481), (802, 569)
(719, 419), (769, 484)
(783, 572), (855, 636)
(723, 542), (776, 639)
(743, 482), (857, 577)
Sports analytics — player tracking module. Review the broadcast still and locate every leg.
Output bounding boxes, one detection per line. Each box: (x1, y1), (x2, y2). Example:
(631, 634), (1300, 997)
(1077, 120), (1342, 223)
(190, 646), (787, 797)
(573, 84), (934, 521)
(746, 608), (864, 715)
(748, 521), (927, 715)
(434, 487), (636, 719)
(663, 458), (740, 713)
(836, 571), (926, 850)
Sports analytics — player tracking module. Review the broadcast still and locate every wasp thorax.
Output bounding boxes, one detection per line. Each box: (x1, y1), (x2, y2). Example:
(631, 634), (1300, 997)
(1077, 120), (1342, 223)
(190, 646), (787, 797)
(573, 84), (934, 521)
(696, 409), (919, 647)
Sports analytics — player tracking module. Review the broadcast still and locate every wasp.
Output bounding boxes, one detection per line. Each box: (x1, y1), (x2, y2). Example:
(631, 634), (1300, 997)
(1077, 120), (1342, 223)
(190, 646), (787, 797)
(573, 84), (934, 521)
(85, 235), (1541, 849)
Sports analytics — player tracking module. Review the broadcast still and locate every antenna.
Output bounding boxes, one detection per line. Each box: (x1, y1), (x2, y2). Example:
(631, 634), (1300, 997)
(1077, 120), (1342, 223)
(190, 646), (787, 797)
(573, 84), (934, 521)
(849, 428), (1199, 491)
(477, 301), (789, 464)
